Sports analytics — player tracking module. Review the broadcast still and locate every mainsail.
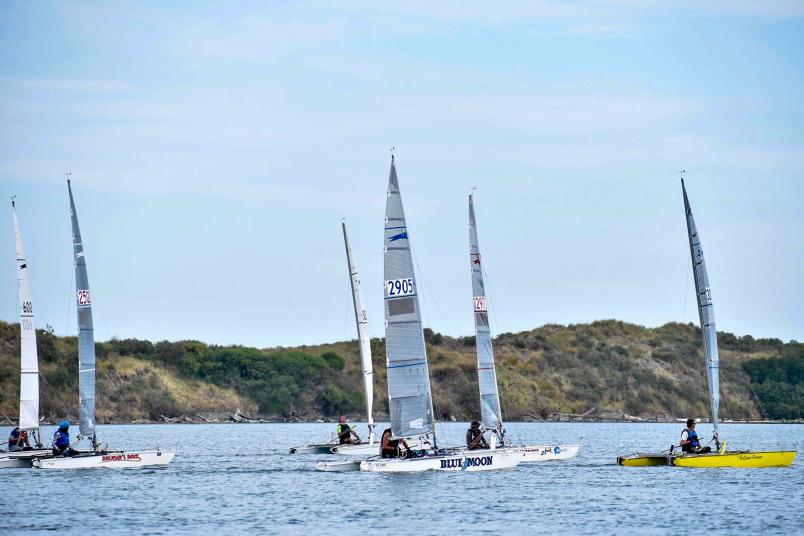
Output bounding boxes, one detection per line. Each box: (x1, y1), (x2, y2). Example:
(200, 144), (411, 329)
(342, 221), (375, 443)
(383, 156), (435, 441)
(12, 200), (40, 432)
(67, 180), (96, 439)
(682, 179), (720, 442)
(468, 194), (503, 434)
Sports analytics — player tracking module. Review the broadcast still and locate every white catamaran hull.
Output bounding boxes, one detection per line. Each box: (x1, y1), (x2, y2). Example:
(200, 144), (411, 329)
(515, 444), (580, 462)
(0, 449), (52, 468)
(315, 459), (363, 472)
(289, 444), (337, 455)
(331, 438), (425, 456)
(33, 450), (175, 469)
(360, 450), (522, 473)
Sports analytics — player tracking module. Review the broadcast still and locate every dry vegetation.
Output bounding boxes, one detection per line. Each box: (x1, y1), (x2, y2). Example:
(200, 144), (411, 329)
(1, 319), (800, 422)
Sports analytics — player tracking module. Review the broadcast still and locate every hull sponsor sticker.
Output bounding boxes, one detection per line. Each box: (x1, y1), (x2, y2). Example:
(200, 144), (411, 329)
(440, 456), (493, 469)
(102, 453), (142, 463)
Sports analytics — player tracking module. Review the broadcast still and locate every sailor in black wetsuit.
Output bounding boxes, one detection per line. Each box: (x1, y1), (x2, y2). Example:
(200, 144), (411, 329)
(466, 421), (489, 450)
(680, 419), (711, 454)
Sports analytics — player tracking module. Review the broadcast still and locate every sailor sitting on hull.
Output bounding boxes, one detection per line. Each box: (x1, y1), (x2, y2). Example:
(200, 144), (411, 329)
(466, 421), (489, 450)
(52, 421), (79, 457)
(680, 419), (711, 454)
(7, 427), (32, 452)
(380, 427), (414, 459)
(336, 415), (360, 445)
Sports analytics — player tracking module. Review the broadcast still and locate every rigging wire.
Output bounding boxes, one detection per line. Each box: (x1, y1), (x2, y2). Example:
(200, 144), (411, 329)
(63, 265), (74, 337)
(343, 273), (350, 342)
(682, 254), (690, 323)
(482, 269), (544, 447)
(409, 249), (454, 448)
(414, 259), (452, 335)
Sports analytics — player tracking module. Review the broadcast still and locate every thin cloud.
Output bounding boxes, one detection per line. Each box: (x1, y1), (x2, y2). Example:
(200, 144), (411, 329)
(2, 77), (133, 93)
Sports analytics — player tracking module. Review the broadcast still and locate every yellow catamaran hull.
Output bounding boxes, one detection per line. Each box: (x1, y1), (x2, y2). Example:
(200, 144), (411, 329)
(671, 451), (796, 468)
(617, 453), (671, 467)
(618, 450), (796, 468)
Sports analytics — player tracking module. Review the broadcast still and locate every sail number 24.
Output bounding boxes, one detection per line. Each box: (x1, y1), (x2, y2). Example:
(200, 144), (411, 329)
(386, 278), (414, 297)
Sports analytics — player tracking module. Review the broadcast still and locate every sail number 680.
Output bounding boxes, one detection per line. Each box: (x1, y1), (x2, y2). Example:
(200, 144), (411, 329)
(386, 278), (414, 297)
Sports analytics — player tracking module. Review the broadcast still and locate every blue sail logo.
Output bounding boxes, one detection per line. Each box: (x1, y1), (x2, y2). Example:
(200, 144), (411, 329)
(388, 232), (408, 242)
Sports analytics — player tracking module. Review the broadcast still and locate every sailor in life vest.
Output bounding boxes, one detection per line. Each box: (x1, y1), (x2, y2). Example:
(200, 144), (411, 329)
(52, 420), (77, 457)
(336, 415), (360, 445)
(680, 418), (711, 454)
(466, 421), (490, 450)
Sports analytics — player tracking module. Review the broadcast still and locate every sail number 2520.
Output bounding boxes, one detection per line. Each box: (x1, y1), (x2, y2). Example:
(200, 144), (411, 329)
(385, 278), (414, 297)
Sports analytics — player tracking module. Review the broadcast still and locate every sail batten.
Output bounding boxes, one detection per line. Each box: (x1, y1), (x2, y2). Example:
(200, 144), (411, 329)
(469, 194), (503, 433)
(342, 222), (375, 443)
(68, 180), (96, 438)
(682, 179), (720, 440)
(13, 201), (40, 432)
(383, 157), (435, 440)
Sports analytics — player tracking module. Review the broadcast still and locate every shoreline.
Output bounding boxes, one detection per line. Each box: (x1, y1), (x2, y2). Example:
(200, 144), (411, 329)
(7, 418), (801, 426)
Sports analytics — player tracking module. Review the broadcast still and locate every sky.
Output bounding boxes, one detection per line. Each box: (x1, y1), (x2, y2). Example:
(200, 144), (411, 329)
(0, 1), (802, 347)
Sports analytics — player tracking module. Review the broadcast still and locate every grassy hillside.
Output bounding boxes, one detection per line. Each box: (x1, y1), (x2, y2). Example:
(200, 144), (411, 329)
(0, 319), (801, 423)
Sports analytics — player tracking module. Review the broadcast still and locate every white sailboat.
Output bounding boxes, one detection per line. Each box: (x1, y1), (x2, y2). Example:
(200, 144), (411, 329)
(465, 193), (579, 463)
(360, 156), (522, 473)
(291, 222), (377, 456)
(33, 179), (175, 469)
(0, 199), (52, 468)
(299, 221), (424, 459)
(326, 222), (376, 456)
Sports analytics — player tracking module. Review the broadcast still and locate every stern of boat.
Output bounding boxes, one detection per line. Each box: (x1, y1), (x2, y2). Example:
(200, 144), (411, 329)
(518, 444), (580, 462)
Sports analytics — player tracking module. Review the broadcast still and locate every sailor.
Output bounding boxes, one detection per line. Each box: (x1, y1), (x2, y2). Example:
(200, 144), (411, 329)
(52, 420), (77, 457)
(7, 427), (30, 452)
(380, 427), (412, 458)
(680, 419), (711, 454)
(466, 421), (489, 450)
(336, 415), (360, 445)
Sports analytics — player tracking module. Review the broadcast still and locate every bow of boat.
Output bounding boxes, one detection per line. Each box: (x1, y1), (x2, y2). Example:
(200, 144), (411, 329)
(617, 453), (672, 466)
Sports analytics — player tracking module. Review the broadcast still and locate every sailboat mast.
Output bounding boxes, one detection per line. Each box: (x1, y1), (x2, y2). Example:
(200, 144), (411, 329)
(342, 221), (375, 444)
(67, 179), (97, 444)
(468, 193), (504, 443)
(681, 178), (720, 444)
(12, 199), (40, 437)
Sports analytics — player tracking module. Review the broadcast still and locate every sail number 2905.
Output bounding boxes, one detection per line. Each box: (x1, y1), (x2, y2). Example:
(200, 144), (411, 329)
(385, 278), (414, 297)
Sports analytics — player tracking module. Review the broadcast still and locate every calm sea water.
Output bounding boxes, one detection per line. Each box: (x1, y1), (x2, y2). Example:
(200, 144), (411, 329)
(2, 422), (802, 535)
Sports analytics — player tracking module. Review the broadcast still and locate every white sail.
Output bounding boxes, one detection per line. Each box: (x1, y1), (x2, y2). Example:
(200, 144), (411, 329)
(342, 222), (374, 443)
(12, 200), (39, 432)
(383, 155), (436, 441)
(682, 179), (720, 442)
(468, 193), (503, 438)
(67, 180), (96, 440)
